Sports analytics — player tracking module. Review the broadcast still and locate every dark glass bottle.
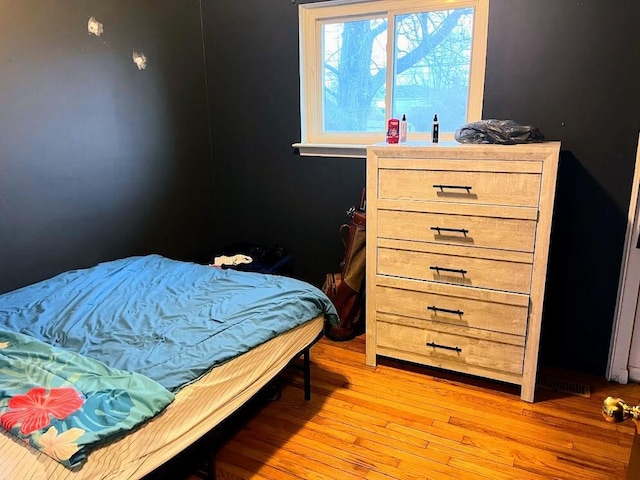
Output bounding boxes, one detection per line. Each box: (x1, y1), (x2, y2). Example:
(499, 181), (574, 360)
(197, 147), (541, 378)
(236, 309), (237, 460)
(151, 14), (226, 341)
(432, 114), (439, 143)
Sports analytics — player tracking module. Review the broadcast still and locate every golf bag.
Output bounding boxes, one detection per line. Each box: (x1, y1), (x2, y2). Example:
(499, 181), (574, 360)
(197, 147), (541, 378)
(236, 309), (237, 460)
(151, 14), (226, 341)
(323, 199), (366, 341)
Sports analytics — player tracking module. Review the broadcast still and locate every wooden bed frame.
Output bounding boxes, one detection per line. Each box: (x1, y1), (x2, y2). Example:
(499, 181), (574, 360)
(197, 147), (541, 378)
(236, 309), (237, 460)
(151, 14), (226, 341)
(0, 317), (324, 480)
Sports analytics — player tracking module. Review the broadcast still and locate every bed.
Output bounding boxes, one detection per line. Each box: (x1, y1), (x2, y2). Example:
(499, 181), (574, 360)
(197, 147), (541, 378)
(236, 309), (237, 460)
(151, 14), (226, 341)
(0, 255), (337, 479)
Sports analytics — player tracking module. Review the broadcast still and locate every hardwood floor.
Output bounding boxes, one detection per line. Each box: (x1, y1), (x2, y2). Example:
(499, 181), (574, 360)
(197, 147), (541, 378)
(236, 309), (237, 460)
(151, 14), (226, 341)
(147, 334), (640, 480)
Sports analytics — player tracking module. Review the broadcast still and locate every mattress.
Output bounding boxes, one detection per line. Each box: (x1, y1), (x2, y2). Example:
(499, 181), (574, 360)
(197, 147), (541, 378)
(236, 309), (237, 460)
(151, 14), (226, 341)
(0, 316), (324, 480)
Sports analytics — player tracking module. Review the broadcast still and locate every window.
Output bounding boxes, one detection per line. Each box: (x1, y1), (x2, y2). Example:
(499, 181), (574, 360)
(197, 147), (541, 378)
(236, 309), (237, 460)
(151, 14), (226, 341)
(295, 0), (489, 157)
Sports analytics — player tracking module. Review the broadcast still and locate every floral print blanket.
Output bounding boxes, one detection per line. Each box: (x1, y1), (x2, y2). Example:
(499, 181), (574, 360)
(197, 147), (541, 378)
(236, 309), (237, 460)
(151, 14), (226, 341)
(0, 329), (174, 469)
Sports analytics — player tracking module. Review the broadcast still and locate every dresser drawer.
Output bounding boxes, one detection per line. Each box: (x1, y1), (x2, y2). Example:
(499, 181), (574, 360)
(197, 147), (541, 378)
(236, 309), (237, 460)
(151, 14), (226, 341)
(378, 168), (541, 207)
(378, 246), (533, 294)
(377, 209), (537, 252)
(375, 283), (528, 336)
(376, 320), (525, 376)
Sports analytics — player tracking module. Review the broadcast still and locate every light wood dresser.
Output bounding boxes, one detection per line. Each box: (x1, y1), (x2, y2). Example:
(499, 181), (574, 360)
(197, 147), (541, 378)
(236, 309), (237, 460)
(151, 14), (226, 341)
(365, 141), (560, 402)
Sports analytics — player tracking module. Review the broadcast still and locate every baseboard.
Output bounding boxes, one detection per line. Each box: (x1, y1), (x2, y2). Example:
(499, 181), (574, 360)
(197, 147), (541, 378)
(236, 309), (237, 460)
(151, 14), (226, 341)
(626, 367), (640, 384)
(609, 367), (630, 384)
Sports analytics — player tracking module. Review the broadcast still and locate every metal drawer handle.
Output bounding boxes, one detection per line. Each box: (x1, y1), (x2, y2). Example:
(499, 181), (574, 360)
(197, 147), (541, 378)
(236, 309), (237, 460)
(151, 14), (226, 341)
(430, 227), (469, 236)
(426, 342), (462, 353)
(433, 184), (473, 193)
(430, 266), (467, 275)
(427, 305), (464, 316)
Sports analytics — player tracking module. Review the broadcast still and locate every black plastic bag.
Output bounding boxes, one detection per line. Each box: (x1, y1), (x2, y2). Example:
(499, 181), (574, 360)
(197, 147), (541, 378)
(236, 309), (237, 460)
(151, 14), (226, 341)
(454, 119), (545, 145)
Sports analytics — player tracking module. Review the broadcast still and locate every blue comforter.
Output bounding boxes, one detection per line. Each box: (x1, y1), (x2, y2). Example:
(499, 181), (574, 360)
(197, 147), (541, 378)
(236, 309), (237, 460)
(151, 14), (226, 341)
(0, 255), (338, 392)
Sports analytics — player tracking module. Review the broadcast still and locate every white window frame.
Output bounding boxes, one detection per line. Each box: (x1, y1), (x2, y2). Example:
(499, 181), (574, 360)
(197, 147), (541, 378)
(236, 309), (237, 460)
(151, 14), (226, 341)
(294, 0), (489, 158)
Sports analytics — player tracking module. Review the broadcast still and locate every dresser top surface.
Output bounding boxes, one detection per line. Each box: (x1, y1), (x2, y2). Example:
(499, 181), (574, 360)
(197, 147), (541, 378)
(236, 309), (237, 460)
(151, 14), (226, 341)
(367, 141), (561, 160)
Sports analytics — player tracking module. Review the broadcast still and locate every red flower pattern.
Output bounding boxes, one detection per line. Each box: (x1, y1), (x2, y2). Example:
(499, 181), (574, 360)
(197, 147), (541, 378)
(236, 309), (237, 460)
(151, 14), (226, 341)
(0, 387), (84, 435)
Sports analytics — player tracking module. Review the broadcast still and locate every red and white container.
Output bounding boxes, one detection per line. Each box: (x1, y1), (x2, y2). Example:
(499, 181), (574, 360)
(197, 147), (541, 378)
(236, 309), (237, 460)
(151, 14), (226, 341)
(386, 118), (400, 144)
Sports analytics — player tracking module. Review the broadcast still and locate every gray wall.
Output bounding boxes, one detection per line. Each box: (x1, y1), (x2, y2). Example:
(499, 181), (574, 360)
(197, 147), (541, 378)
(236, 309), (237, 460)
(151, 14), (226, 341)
(202, 0), (640, 375)
(0, 0), (213, 294)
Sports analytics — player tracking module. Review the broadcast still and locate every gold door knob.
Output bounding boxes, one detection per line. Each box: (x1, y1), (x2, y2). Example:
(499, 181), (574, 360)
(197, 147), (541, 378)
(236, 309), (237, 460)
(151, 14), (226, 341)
(602, 396), (640, 423)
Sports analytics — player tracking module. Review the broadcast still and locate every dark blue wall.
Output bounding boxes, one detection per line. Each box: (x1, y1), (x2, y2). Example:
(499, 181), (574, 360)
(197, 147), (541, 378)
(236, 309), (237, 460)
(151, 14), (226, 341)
(2, 0), (640, 376)
(0, 0), (214, 294)
(202, 0), (640, 375)
(483, 0), (640, 374)
(202, 0), (366, 289)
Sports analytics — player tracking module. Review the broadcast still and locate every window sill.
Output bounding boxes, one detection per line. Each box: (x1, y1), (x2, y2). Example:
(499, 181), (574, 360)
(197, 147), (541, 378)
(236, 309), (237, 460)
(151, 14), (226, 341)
(292, 143), (367, 159)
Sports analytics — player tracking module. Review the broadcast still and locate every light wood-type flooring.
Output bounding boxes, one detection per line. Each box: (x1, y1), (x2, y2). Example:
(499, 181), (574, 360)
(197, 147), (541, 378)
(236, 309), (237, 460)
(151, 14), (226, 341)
(145, 334), (640, 480)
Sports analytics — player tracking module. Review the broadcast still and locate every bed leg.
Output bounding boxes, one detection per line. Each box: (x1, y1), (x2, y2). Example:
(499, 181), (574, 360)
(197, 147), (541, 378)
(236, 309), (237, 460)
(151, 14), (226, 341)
(303, 347), (311, 401)
(205, 433), (217, 480)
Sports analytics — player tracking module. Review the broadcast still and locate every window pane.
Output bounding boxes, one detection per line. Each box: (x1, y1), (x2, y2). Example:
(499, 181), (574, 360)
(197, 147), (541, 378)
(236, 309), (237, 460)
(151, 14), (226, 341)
(322, 18), (387, 133)
(393, 8), (474, 133)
